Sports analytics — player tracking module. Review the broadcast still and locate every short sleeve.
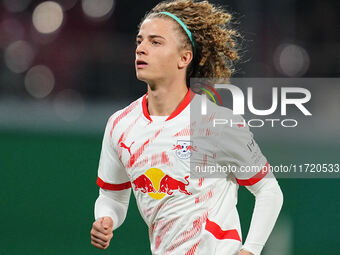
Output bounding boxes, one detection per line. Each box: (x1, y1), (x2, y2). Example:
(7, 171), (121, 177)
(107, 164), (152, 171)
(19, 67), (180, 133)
(96, 112), (131, 191)
(217, 115), (269, 186)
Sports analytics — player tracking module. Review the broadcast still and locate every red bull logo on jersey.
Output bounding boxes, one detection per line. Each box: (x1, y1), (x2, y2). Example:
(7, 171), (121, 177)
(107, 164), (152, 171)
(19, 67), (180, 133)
(172, 140), (197, 159)
(159, 175), (192, 195)
(132, 168), (192, 200)
(132, 174), (156, 193)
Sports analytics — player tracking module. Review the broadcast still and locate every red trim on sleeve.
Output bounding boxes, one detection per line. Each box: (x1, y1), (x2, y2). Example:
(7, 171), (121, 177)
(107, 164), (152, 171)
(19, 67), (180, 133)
(236, 162), (270, 186)
(97, 177), (131, 191)
(141, 89), (194, 122)
(205, 218), (241, 242)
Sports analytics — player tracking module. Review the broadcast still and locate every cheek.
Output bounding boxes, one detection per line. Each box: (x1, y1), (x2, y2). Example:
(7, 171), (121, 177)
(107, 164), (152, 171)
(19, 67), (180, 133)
(156, 50), (179, 69)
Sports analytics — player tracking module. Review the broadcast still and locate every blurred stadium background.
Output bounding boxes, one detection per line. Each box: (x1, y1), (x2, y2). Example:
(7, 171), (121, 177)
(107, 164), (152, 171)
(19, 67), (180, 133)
(0, 0), (339, 254)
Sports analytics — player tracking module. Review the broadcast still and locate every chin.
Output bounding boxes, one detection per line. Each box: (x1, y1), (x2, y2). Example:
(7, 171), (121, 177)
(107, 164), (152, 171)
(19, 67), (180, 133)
(136, 72), (153, 84)
(136, 74), (150, 83)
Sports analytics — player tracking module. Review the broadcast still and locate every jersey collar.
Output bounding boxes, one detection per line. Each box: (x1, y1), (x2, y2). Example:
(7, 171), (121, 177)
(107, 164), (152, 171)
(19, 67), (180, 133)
(142, 88), (193, 122)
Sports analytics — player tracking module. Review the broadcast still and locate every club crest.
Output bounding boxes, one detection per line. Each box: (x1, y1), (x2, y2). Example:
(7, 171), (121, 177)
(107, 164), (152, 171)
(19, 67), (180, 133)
(172, 140), (196, 159)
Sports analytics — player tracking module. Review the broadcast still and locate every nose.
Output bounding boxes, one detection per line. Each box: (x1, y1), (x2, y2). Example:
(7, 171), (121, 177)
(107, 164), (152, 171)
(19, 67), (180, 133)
(136, 41), (147, 55)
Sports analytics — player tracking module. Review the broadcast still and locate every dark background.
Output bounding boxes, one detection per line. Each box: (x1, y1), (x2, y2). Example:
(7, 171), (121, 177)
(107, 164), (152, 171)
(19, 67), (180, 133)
(1, 1), (339, 254)
(1, 0), (339, 100)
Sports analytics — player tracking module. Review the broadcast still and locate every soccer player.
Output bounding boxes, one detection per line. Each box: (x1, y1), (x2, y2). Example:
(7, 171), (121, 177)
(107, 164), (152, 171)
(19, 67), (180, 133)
(90, 1), (283, 254)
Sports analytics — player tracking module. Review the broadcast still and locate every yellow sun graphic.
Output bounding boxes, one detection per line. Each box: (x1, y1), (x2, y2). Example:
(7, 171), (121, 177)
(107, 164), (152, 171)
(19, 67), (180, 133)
(145, 168), (166, 200)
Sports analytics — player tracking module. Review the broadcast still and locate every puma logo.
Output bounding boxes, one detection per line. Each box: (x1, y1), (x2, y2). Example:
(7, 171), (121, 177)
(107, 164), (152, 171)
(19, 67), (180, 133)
(119, 141), (135, 156)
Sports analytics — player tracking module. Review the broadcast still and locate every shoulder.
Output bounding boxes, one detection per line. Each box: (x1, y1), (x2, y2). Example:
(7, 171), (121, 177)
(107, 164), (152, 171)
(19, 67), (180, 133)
(104, 95), (144, 138)
(192, 92), (238, 117)
(107, 95), (143, 125)
(192, 93), (248, 136)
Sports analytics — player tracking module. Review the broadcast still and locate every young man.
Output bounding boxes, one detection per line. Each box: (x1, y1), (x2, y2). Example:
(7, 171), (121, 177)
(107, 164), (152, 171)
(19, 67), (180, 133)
(90, 1), (283, 254)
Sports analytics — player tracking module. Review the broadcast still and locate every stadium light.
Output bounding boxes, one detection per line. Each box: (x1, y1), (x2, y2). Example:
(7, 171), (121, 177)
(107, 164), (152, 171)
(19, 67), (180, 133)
(82, 0), (115, 20)
(4, 40), (34, 73)
(25, 65), (55, 99)
(53, 89), (85, 122)
(32, 1), (64, 34)
(274, 43), (310, 77)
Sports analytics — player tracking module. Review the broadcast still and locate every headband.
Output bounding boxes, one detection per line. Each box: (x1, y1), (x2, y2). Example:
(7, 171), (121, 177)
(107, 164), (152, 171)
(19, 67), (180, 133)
(159, 11), (196, 56)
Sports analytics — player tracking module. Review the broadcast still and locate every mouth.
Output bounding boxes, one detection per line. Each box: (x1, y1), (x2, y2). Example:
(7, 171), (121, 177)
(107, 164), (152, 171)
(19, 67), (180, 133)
(136, 60), (148, 69)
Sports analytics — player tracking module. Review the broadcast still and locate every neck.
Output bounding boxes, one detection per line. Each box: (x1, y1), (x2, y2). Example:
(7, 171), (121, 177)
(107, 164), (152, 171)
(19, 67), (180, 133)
(147, 80), (188, 116)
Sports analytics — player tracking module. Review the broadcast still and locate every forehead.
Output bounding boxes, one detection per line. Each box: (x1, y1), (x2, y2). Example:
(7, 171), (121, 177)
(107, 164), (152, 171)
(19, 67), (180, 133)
(138, 18), (177, 37)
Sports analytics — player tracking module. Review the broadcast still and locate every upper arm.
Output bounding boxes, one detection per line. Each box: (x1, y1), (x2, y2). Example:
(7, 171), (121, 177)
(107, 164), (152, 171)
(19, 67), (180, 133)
(96, 113), (131, 191)
(218, 115), (269, 187)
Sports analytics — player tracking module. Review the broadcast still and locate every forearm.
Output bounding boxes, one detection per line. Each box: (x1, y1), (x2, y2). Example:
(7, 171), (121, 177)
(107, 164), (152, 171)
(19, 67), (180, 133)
(94, 188), (131, 230)
(242, 175), (283, 255)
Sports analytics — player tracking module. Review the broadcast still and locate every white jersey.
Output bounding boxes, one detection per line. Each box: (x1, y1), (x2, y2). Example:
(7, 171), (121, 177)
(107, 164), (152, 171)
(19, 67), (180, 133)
(97, 89), (269, 255)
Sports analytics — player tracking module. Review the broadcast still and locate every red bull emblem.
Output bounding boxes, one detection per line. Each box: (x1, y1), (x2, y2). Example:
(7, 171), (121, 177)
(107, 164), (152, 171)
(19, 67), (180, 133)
(132, 174), (156, 193)
(172, 140), (196, 159)
(132, 168), (192, 199)
(159, 175), (192, 195)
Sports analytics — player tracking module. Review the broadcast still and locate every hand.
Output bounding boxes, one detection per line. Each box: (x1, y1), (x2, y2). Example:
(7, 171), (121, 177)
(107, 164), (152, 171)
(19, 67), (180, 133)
(239, 249), (254, 255)
(90, 216), (114, 250)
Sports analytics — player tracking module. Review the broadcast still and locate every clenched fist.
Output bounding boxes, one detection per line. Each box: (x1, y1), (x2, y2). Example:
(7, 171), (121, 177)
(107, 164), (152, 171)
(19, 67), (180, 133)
(90, 216), (114, 250)
(239, 249), (254, 255)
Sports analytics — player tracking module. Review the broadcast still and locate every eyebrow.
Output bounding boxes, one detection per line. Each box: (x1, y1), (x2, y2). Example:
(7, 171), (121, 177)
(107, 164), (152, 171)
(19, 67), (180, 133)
(136, 34), (166, 40)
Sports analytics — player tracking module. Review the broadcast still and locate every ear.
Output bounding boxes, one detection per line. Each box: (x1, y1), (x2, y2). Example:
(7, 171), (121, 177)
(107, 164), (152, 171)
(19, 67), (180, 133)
(178, 50), (193, 69)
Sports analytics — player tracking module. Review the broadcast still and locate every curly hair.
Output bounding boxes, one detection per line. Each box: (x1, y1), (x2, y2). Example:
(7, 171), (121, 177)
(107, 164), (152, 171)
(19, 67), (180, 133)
(138, 0), (240, 80)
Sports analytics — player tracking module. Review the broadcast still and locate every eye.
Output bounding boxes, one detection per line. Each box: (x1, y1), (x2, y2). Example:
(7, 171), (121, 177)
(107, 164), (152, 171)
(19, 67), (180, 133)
(136, 40), (141, 45)
(152, 41), (160, 45)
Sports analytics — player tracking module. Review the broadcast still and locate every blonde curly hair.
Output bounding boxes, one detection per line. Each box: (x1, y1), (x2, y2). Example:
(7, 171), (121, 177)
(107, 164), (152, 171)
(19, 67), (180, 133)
(138, 0), (240, 81)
